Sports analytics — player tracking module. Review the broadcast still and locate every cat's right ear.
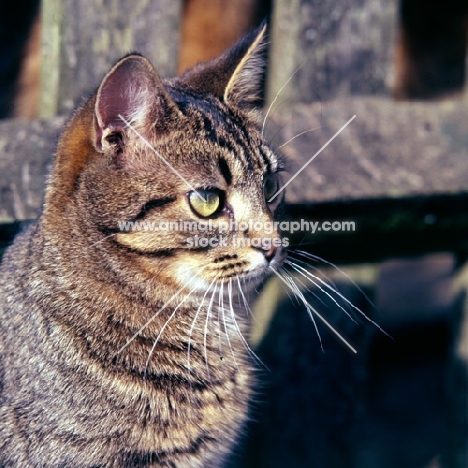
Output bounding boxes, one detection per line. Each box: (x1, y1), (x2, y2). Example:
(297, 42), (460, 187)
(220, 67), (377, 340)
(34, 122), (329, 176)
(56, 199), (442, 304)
(94, 54), (177, 153)
(177, 24), (267, 122)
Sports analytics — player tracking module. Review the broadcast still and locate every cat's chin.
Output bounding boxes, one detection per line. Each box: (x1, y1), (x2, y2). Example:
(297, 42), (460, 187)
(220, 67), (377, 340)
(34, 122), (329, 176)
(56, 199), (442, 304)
(176, 269), (267, 296)
(186, 273), (266, 299)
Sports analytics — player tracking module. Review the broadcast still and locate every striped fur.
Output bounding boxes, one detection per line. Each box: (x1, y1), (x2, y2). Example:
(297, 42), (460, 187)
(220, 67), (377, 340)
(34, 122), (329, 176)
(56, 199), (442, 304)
(0, 26), (284, 466)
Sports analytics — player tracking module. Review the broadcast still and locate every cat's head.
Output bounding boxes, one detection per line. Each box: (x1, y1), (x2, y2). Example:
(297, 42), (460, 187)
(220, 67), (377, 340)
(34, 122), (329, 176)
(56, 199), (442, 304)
(46, 25), (286, 297)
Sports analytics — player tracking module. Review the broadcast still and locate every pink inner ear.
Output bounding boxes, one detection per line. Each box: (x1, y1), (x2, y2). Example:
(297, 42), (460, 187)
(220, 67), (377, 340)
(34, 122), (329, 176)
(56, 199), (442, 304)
(94, 56), (157, 150)
(97, 81), (130, 129)
(96, 57), (148, 129)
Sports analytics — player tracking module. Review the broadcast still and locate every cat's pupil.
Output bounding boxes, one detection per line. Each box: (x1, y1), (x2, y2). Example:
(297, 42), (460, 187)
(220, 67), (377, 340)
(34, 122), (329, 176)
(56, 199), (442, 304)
(188, 189), (222, 218)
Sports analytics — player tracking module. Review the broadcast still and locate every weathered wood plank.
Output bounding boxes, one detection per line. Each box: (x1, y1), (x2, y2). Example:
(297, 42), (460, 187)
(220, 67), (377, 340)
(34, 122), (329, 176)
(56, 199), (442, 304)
(265, 98), (468, 203)
(1, 97), (467, 221)
(0, 116), (65, 222)
(267, 0), (398, 105)
(40, 0), (183, 117)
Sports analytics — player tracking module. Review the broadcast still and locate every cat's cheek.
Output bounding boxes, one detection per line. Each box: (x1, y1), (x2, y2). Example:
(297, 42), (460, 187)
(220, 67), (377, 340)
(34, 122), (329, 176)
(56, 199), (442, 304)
(114, 231), (179, 253)
(173, 261), (212, 292)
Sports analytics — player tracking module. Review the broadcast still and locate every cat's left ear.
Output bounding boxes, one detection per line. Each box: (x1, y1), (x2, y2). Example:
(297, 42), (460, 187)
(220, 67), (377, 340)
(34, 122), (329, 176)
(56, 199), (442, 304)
(178, 24), (267, 122)
(94, 53), (179, 153)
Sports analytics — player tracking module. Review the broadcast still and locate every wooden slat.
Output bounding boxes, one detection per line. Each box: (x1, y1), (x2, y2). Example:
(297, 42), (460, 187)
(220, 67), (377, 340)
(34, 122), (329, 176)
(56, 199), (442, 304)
(267, 0), (398, 105)
(1, 97), (467, 221)
(0, 116), (65, 222)
(40, 0), (183, 117)
(265, 98), (468, 203)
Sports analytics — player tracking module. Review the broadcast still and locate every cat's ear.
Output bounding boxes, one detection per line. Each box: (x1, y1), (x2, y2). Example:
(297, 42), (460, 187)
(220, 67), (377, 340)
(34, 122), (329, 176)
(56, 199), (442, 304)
(94, 54), (177, 153)
(223, 24), (267, 116)
(178, 24), (267, 121)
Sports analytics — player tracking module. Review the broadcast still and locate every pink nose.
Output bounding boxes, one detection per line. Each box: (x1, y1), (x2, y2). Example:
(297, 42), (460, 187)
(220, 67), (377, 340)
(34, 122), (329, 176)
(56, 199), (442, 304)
(264, 246), (277, 262)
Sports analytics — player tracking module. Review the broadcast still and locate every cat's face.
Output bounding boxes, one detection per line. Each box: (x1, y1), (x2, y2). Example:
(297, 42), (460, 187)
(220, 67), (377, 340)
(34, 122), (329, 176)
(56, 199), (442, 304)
(48, 26), (285, 297)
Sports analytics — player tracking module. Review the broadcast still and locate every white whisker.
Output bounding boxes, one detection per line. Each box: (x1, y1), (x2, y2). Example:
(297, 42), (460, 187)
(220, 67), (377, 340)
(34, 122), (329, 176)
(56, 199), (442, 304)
(287, 253), (363, 317)
(291, 274), (330, 309)
(187, 278), (217, 388)
(115, 278), (199, 356)
(203, 284), (218, 380)
(236, 276), (256, 323)
(228, 278), (269, 371)
(278, 267), (323, 351)
(267, 114), (294, 148)
(219, 282), (238, 369)
(267, 115), (356, 202)
(288, 253), (350, 305)
(271, 266), (358, 354)
(277, 125), (324, 149)
(286, 259), (389, 337)
(217, 282), (223, 359)
(286, 260), (357, 323)
(144, 283), (199, 378)
(290, 249), (374, 307)
(119, 114), (207, 202)
(261, 60), (306, 136)
(89, 232), (117, 248)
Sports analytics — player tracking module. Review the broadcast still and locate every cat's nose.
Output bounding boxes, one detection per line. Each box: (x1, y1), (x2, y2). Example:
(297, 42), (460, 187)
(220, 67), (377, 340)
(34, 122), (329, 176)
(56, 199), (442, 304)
(264, 246), (277, 262)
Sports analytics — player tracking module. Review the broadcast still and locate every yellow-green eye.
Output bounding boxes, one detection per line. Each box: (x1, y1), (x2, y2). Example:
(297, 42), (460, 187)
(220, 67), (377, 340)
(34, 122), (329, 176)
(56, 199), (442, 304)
(264, 174), (279, 203)
(188, 190), (221, 218)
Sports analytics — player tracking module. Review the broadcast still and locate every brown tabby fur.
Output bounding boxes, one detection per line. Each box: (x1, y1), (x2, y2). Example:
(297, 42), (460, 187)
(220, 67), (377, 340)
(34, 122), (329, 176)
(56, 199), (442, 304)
(0, 26), (284, 467)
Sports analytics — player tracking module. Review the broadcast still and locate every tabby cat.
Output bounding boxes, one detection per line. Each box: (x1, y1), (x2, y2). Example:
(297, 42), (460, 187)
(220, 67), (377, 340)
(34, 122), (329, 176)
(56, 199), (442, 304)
(0, 26), (285, 466)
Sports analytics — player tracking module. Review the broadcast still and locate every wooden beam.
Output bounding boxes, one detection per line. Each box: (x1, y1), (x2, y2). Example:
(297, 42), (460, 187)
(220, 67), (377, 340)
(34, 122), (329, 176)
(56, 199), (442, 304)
(2, 98), (467, 222)
(284, 193), (468, 264)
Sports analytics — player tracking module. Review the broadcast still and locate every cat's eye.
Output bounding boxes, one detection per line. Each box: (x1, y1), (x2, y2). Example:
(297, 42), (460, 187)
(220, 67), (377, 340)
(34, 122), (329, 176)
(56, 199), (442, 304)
(188, 189), (222, 218)
(264, 174), (279, 203)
